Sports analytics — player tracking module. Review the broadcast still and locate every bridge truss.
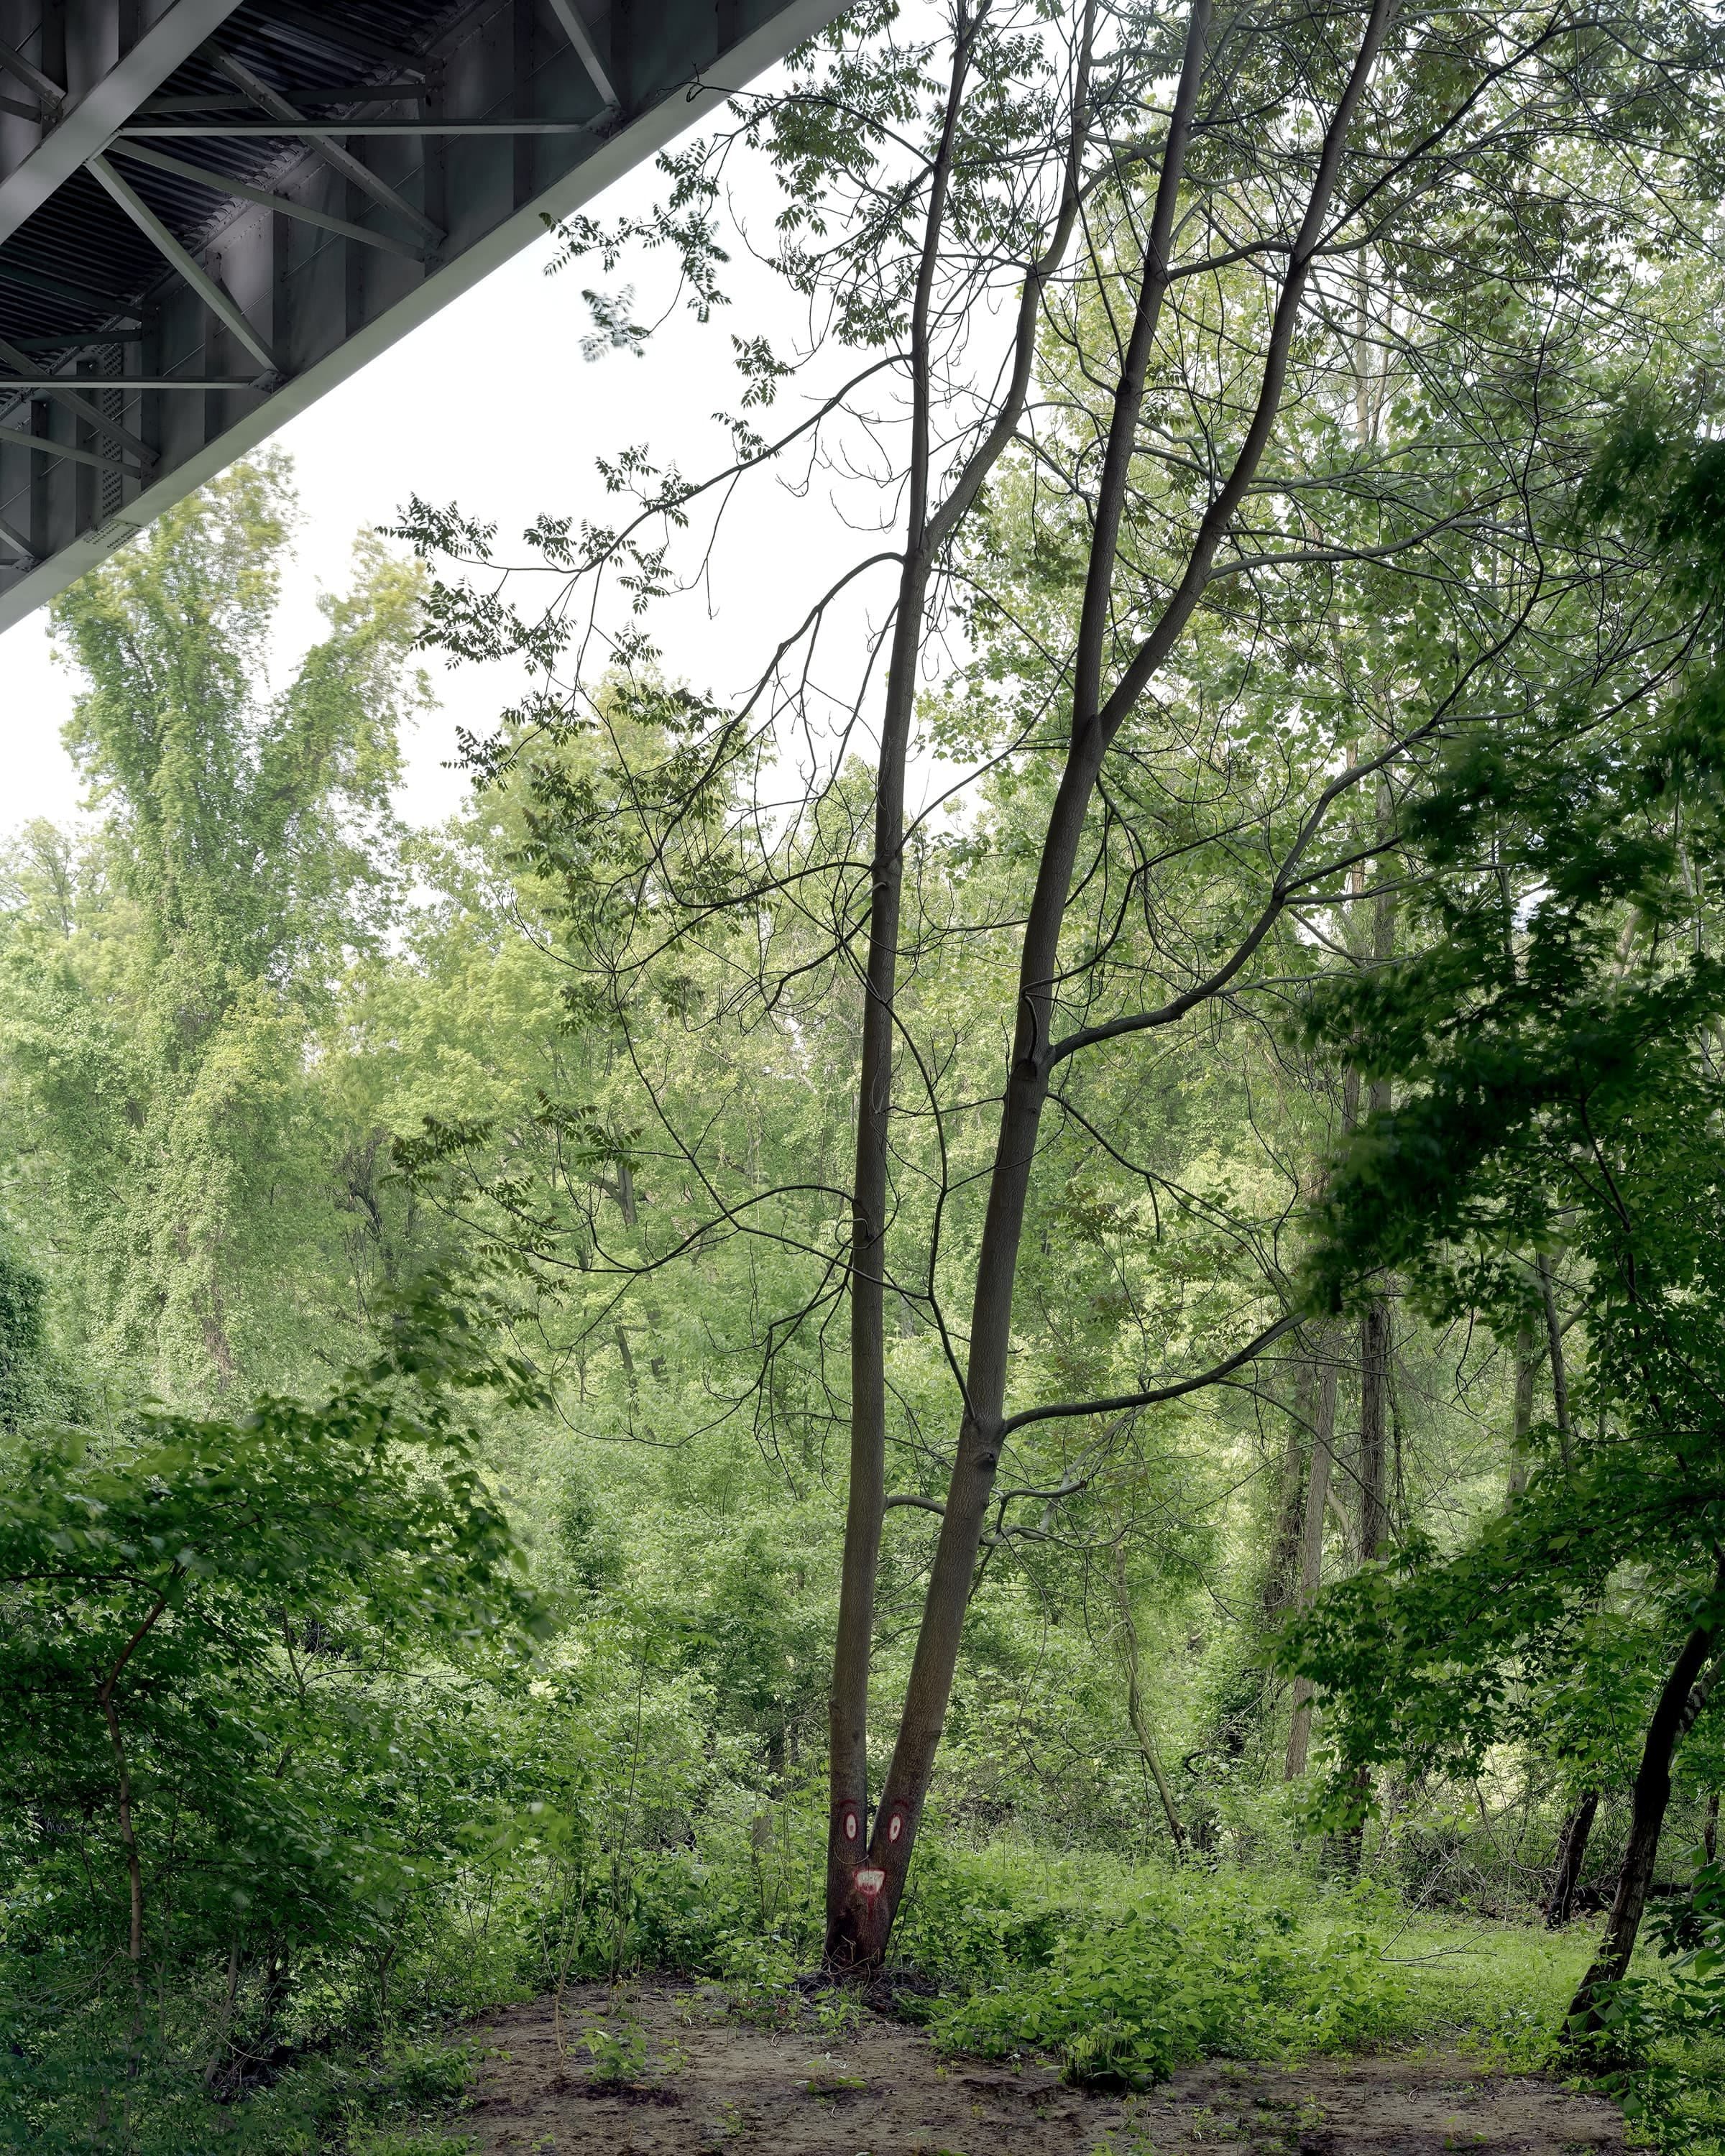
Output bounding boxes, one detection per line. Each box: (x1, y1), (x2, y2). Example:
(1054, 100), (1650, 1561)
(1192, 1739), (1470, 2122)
(0, 0), (836, 629)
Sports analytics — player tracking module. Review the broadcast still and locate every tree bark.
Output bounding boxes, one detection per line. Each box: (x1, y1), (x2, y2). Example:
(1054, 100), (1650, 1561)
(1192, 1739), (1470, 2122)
(96, 1583), (174, 2035)
(826, 14), (977, 1950)
(1285, 1336), (1339, 1778)
(206, 1941), (243, 2083)
(824, 0), (1396, 1965)
(1537, 1254), (1574, 1470)
(1544, 1787), (1598, 1927)
(101, 1689), (147, 2028)
(1358, 1291), (1392, 1558)
(1565, 1560), (1725, 2037)
(1357, 773), (1397, 1559)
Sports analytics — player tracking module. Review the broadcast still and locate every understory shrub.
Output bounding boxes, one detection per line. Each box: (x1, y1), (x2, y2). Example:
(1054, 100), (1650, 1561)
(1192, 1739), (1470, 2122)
(895, 1845), (1588, 2086)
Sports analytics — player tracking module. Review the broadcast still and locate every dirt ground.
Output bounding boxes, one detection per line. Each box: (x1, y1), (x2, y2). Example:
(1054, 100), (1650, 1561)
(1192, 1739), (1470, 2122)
(454, 1982), (1627, 2155)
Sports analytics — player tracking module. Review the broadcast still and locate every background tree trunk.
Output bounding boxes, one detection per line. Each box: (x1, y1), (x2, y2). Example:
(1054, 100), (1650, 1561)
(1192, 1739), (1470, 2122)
(1116, 1548), (1187, 1851)
(1264, 1364), (1312, 1621)
(1286, 1339), (1338, 1778)
(1358, 1293), (1392, 1558)
(1357, 773), (1398, 1560)
(1506, 1325), (1537, 1497)
(1544, 1788), (1599, 1927)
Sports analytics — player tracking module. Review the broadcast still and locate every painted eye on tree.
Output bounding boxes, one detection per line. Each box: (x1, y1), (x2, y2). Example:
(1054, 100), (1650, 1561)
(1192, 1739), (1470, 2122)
(844, 1811), (857, 1840)
(888, 1814), (903, 1842)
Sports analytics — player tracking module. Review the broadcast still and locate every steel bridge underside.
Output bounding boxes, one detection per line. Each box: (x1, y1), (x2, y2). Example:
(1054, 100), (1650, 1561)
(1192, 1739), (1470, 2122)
(0, 0), (835, 630)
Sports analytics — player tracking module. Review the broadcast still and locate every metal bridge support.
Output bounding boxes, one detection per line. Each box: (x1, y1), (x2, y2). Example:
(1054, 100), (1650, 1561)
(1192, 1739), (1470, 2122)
(0, 0), (839, 628)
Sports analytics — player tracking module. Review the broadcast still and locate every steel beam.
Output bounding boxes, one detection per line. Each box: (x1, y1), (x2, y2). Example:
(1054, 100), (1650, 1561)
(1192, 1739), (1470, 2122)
(142, 86), (431, 111)
(0, 0), (850, 631)
(0, 37), (64, 109)
(0, 0), (247, 248)
(88, 154), (280, 373)
(547, 0), (620, 112)
(0, 374), (264, 387)
(0, 423), (133, 476)
(110, 142), (426, 262)
(0, 336), (156, 464)
(210, 52), (442, 246)
(119, 118), (603, 137)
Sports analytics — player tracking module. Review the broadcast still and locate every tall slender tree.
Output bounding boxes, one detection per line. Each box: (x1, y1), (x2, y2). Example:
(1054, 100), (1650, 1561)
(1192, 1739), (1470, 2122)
(399, 0), (1721, 1963)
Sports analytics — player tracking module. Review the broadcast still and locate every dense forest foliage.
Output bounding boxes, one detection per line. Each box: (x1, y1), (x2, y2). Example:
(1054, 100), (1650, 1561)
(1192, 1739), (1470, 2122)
(6, 1), (1725, 2150)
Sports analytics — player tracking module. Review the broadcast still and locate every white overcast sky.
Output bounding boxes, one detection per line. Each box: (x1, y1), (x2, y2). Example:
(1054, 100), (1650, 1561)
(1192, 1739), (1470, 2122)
(0, 122), (898, 840)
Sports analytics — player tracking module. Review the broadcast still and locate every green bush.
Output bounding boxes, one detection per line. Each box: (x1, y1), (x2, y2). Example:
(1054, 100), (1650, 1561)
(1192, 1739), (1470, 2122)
(886, 1843), (1603, 2088)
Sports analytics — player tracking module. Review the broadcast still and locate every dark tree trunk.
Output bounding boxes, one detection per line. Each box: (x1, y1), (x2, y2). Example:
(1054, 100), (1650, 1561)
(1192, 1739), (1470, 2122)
(1537, 1255), (1574, 1469)
(1285, 1336), (1338, 1778)
(1506, 1325), (1537, 1497)
(1565, 1565), (1724, 2039)
(824, 0), (1396, 1966)
(1545, 1788), (1598, 1927)
(824, 1), (1097, 1961)
(825, 19), (975, 1955)
(1356, 774), (1397, 1559)
(1263, 1363), (1312, 1621)
(1358, 1290), (1392, 1558)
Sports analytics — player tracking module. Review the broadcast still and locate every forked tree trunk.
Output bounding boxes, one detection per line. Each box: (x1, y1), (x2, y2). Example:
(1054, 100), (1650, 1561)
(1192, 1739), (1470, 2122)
(1545, 1787), (1598, 1927)
(1565, 1562), (1724, 2039)
(825, 0), (1097, 1958)
(827, 13), (980, 1950)
(824, 0), (1397, 1965)
(1285, 1336), (1339, 1778)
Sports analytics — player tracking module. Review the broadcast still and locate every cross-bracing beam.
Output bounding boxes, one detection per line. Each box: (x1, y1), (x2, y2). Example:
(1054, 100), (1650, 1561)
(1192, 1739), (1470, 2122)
(0, 0), (849, 632)
(88, 152), (280, 373)
(109, 142), (427, 262)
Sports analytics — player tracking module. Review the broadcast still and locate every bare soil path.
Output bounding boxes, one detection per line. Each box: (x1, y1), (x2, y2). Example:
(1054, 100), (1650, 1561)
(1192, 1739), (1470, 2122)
(456, 1984), (1625, 2156)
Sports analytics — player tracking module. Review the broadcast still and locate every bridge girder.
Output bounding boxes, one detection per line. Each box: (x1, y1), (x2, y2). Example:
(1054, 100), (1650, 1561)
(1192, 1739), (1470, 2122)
(0, 0), (837, 630)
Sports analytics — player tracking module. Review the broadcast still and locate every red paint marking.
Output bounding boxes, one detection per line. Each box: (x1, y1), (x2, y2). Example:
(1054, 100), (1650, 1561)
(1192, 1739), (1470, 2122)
(855, 1866), (885, 1897)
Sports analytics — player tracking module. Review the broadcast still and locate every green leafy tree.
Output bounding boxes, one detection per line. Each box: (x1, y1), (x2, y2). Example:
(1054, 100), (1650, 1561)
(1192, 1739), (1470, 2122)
(1, 456), (429, 1399)
(400, 0), (1724, 1964)
(0, 1289), (546, 2086)
(1286, 414), (1725, 2037)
